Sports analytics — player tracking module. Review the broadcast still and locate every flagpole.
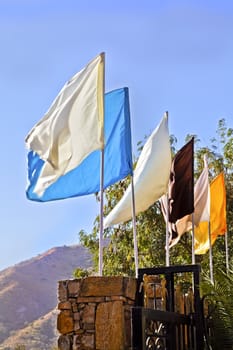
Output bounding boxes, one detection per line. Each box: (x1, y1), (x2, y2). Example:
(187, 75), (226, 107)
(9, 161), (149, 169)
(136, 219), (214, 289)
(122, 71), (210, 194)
(208, 221), (214, 284)
(98, 149), (104, 276)
(131, 176), (139, 278)
(98, 53), (105, 277)
(191, 213), (195, 293)
(165, 193), (170, 266)
(191, 213), (195, 264)
(225, 229), (229, 273)
(165, 111), (170, 267)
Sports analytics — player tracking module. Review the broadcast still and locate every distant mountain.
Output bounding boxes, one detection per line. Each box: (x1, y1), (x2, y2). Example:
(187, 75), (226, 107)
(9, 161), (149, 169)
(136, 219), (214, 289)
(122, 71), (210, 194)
(0, 245), (92, 349)
(0, 308), (58, 350)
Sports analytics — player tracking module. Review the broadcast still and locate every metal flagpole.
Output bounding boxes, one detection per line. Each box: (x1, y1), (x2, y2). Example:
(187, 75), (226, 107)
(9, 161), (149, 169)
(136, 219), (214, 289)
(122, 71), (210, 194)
(165, 111), (170, 266)
(191, 214), (195, 264)
(191, 214), (196, 293)
(98, 53), (105, 277)
(165, 194), (170, 266)
(225, 229), (229, 273)
(98, 149), (104, 276)
(131, 176), (139, 278)
(208, 221), (214, 284)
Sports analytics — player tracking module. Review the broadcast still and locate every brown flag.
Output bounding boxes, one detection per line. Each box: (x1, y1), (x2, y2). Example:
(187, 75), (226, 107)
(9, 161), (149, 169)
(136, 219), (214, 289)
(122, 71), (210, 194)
(168, 137), (194, 243)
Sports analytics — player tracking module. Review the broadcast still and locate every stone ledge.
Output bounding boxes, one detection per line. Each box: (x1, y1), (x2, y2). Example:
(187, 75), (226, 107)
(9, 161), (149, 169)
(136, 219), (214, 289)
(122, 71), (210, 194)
(80, 276), (137, 299)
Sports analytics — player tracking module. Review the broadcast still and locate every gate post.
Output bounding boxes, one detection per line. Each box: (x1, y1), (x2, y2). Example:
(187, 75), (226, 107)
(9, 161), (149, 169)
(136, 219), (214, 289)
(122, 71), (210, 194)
(57, 276), (137, 350)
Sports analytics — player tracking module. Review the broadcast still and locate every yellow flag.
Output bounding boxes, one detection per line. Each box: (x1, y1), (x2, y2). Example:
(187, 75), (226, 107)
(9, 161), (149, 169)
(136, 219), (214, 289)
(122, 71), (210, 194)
(195, 172), (227, 255)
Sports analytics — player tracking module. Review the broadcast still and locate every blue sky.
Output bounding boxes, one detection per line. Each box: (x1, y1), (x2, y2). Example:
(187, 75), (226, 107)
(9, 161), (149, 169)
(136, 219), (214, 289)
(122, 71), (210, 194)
(0, 0), (232, 270)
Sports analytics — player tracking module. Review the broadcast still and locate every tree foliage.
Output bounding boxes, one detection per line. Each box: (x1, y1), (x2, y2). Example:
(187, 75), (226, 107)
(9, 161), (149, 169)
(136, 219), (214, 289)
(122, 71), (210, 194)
(201, 268), (233, 349)
(77, 118), (233, 277)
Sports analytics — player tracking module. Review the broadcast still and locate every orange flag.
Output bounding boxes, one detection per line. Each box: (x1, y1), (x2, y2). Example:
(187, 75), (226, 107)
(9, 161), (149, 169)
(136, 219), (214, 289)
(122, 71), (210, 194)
(195, 172), (227, 255)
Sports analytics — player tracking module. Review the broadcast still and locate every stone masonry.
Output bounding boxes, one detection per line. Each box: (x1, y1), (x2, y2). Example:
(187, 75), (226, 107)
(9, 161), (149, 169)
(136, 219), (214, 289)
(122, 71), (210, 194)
(57, 276), (137, 350)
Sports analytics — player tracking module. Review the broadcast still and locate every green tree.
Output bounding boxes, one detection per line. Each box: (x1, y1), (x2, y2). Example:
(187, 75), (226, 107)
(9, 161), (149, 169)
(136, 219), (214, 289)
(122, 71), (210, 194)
(194, 119), (233, 273)
(201, 268), (233, 349)
(72, 266), (90, 278)
(14, 345), (26, 350)
(77, 119), (233, 277)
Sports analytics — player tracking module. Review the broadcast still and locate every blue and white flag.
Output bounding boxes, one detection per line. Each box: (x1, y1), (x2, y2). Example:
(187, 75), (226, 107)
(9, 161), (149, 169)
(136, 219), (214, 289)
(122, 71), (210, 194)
(26, 53), (105, 197)
(26, 87), (133, 201)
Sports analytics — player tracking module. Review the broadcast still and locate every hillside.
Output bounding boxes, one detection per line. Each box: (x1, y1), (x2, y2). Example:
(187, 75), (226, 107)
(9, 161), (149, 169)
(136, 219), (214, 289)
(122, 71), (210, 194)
(0, 308), (58, 350)
(0, 245), (92, 349)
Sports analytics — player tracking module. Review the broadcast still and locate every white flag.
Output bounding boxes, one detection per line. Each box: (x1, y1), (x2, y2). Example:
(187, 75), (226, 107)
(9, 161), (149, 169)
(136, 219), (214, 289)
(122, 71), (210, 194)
(25, 53), (104, 196)
(175, 154), (210, 236)
(104, 113), (171, 228)
(193, 155), (210, 224)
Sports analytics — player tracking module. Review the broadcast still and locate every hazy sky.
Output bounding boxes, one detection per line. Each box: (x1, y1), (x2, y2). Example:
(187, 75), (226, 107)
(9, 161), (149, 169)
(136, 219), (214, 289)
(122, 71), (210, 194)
(0, 0), (232, 270)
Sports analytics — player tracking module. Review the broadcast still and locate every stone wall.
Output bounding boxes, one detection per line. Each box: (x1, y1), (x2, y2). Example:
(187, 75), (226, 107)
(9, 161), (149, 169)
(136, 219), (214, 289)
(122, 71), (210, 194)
(57, 276), (137, 350)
